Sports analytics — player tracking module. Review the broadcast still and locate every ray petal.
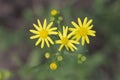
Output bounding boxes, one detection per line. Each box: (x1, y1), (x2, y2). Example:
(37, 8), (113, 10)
(33, 23), (40, 31)
(41, 39), (45, 48)
(43, 19), (47, 29)
(71, 21), (79, 28)
(47, 37), (54, 44)
(78, 18), (83, 27)
(85, 36), (90, 44)
(58, 44), (64, 51)
(83, 17), (88, 27)
(56, 40), (62, 44)
(88, 25), (93, 30)
(86, 19), (93, 27)
(37, 19), (42, 29)
(82, 37), (85, 46)
(35, 38), (41, 46)
(29, 29), (39, 34)
(30, 35), (39, 39)
(45, 39), (50, 47)
(47, 22), (53, 29)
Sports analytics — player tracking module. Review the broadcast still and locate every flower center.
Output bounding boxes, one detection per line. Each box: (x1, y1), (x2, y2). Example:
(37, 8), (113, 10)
(39, 29), (48, 39)
(61, 37), (68, 45)
(76, 27), (88, 36)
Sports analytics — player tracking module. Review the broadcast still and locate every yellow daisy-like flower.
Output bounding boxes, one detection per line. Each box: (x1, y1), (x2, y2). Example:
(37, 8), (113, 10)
(56, 26), (79, 51)
(50, 62), (57, 70)
(70, 17), (96, 46)
(29, 19), (57, 48)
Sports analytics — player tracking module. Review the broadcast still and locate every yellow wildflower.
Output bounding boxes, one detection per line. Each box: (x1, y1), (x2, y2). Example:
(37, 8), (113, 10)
(56, 26), (79, 51)
(70, 17), (96, 46)
(29, 19), (57, 48)
(50, 62), (57, 70)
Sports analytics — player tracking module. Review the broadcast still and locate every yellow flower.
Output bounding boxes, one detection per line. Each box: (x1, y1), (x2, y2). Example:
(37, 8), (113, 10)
(29, 19), (57, 48)
(56, 26), (79, 51)
(70, 17), (96, 46)
(50, 62), (57, 70)
(51, 9), (58, 16)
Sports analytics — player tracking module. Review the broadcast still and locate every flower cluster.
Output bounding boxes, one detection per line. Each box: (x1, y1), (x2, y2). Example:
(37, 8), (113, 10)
(29, 9), (96, 70)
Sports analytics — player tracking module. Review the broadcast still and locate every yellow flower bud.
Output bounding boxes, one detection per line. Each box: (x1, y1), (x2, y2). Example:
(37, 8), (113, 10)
(57, 55), (63, 61)
(51, 9), (58, 16)
(50, 62), (57, 70)
(45, 52), (50, 59)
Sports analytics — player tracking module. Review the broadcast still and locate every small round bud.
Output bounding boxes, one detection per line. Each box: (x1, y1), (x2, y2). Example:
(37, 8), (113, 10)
(50, 62), (57, 70)
(45, 52), (50, 59)
(77, 54), (82, 58)
(51, 9), (58, 16)
(58, 16), (63, 21)
(81, 56), (87, 62)
(57, 55), (63, 61)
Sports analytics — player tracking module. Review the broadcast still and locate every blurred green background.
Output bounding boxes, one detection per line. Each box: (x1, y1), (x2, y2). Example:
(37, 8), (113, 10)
(0, 0), (120, 80)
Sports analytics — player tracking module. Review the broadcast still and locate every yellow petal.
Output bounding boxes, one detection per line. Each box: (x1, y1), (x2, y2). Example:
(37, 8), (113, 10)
(58, 44), (64, 51)
(83, 17), (88, 27)
(68, 45), (74, 51)
(86, 19), (93, 27)
(47, 22), (53, 29)
(71, 21), (79, 28)
(56, 40), (62, 44)
(30, 35), (39, 39)
(37, 19), (42, 29)
(29, 29), (39, 34)
(65, 45), (69, 50)
(58, 31), (63, 39)
(33, 23), (40, 31)
(82, 37), (85, 46)
(85, 36), (90, 44)
(78, 18), (82, 27)
(88, 33), (96, 36)
(49, 31), (58, 35)
(43, 19), (47, 29)
(41, 39), (45, 48)
(69, 43), (77, 50)
(45, 39), (50, 47)
(49, 27), (57, 31)
(63, 26), (66, 37)
(88, 25), (93, 30)
(69, 28), (75, 31)
(89, 30), (96, 33)
(70, 40), (79, 44)
(35, 38), (41, 46)
(47, 37), (54, 44)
